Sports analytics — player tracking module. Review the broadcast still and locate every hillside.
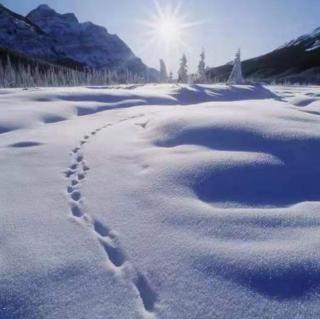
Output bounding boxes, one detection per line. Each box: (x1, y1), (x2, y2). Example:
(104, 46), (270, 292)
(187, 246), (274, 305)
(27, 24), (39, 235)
(207, 27), (320, 84)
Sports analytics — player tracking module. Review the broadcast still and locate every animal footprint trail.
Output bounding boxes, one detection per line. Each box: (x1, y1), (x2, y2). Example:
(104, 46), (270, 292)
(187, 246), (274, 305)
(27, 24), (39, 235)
(64, 119), (158, 317)
(99, 238), (126, 268)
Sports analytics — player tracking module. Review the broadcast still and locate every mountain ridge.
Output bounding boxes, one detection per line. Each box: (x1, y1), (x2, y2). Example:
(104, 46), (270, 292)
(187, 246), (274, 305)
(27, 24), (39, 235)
(208, 26), (320, 84)
(0, 3), (158, 79)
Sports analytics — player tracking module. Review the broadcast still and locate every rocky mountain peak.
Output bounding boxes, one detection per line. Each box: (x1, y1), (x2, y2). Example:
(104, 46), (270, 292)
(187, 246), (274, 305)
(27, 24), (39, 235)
(27, 5), (79, 32)
(35, 4), (52, 11)
(0, 3), (158, 80)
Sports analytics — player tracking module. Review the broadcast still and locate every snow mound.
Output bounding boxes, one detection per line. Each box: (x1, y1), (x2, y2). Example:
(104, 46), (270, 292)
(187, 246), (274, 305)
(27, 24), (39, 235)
(0, 85), (277, 135)
(146, 99), (320, 208)
(172, 84), (278, 104)
(289, 96), (319, 107)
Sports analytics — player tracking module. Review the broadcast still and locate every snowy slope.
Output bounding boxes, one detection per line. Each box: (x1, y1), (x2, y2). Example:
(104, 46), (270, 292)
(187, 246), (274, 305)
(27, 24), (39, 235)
(208, 26), (320, 84)
(282, 27), (320, 51)
(1, 84), (320, 318)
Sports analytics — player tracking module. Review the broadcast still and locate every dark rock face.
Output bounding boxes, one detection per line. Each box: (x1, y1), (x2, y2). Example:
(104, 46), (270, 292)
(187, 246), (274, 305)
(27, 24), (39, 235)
(27, 5), (146, 72)
(0, 4), (62, 60)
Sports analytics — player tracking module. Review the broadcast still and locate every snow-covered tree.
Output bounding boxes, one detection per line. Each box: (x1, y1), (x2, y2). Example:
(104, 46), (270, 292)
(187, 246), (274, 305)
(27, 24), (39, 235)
(227, 49), (245, 85)
(197, 49), (206, 83)
(0, 54), (150, 88)
(178, 54), (188, 83)
(160, 59), (168, 83)
(0, 62), (4, 87)
(168, 71), (174, 83)
(4, 55), (16, 87)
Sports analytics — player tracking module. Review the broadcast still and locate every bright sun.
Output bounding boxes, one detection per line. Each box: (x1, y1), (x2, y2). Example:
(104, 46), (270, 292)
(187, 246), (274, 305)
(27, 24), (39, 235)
(141, 1), (201, 48)
(156, 17), (181, 43)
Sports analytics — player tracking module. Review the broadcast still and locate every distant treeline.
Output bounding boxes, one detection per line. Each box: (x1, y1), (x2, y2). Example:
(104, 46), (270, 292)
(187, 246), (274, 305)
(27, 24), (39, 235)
(0, 48), (151, 88)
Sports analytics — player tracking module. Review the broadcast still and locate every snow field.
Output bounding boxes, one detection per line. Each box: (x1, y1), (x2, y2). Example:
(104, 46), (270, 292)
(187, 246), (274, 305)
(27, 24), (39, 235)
(1, 84), (320, 318)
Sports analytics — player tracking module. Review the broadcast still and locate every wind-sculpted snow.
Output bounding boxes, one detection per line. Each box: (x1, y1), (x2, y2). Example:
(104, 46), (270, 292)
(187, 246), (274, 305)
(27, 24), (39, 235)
(172, 84), (279, 104)
(1, 84), (320, 319)
(147, 100), (320, 208)
(0, 85), (278, 135)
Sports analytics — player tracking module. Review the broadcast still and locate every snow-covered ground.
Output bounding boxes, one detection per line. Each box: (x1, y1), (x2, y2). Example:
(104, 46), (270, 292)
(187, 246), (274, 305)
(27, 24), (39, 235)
(1, 84), (320, 319)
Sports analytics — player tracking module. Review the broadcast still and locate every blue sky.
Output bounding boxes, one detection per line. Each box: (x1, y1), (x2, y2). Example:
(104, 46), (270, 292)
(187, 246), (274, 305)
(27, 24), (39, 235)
(3, 0), (320, 73)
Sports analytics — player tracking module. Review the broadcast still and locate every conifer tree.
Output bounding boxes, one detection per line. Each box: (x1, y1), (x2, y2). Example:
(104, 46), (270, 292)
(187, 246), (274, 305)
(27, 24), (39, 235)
(4, 55), (15, 87)
(227, 49), (245, 85)
(178, 54), (188, 83)
(0, 54), (148, 88)
(168, 71), (173, 83)
(198, 49), (206, 83)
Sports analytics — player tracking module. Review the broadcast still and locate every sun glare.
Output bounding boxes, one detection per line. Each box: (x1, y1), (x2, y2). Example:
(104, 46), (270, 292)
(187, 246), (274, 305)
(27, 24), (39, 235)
(140, 0), (203, 49)
(156, 16), (182, 44)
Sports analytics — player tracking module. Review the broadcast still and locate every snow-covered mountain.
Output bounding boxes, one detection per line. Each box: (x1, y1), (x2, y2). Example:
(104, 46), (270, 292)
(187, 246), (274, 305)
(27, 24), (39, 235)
(26, 5), (147, 73)
(0, 4), (63, 60)
(281, 27), (320, 52)
(0, 3), (157, 77)
(208, 27), (320, 84)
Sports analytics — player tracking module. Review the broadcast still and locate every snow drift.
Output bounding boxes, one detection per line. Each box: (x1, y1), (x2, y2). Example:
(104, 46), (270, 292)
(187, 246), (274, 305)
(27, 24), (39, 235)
(1, 84), (320, 319)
